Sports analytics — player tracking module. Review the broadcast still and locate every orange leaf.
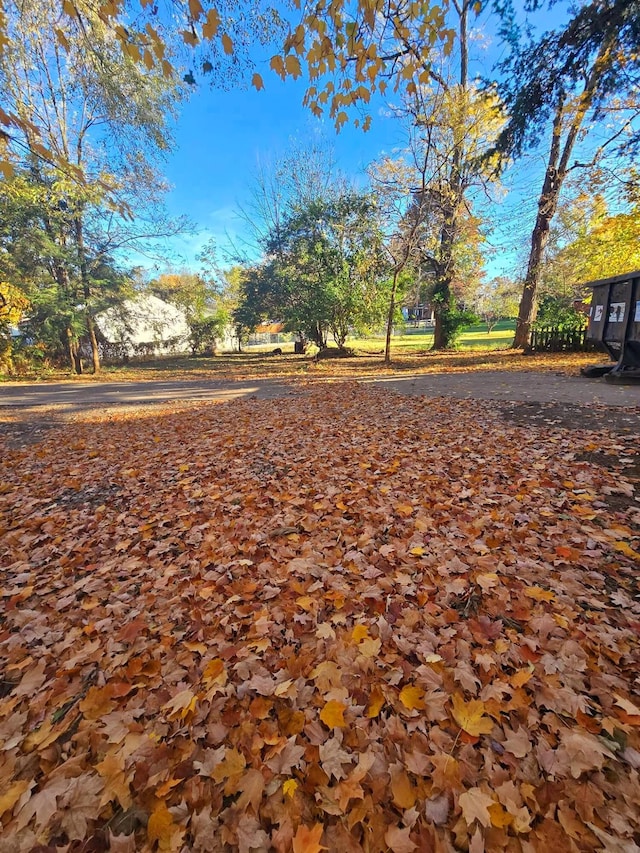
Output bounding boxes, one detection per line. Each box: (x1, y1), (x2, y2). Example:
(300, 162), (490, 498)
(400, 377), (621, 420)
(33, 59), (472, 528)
(366, 685), (385, 718)
(488, 801), (513, 828)
(524, 586), (555, 602)
(510, 668), (534, 688)
(399, 685), (425, 711)
(147, 802), (175, 851)
(319, 699), (346, 728)
(390, 765), (416, 809)
(221, 33), (233, 54)
(292, 823), (326, 853)
(0, 780), (30, 818)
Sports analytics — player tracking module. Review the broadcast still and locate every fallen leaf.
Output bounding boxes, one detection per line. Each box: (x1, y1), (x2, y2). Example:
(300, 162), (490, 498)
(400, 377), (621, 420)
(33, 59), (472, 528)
(451, 694), (493, 736)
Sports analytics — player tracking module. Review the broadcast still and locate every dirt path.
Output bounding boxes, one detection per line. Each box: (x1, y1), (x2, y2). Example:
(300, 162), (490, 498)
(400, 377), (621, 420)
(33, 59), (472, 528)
(1, 371), (639, 447)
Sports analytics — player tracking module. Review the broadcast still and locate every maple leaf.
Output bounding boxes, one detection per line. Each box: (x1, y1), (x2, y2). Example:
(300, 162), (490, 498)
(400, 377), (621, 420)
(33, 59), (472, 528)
(59, 774), (105, 839)
(147, 801), (178, 851)
(524, 585), (555, 602)
(292, 823), (326, 853)
(390, 763), (416, 809)
(459, 788), (495, 828)
(319, 699), (347, 728)
(236, 814), (270, 853)
(283, 779), (298, 797)
(212, 746), (246, 782)
(385, 825), (417, 852)
(0, 780), (31, 819)
(319, 734), (354, 780)
(399, 684), (425, 711)
(162, 687), (199, 720)
(451, 694), (494, 736)
(556, 731), (614, 778)
(96, 753), (132, 808)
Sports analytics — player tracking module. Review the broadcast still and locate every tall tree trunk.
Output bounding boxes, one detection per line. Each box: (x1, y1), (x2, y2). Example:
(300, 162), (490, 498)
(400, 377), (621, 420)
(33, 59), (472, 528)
(385, 270), (400, 364)
(65, 327), (82, 374)
(86, 313), (100, 373)
(512, 37), (615, 349)
(512, 103), (565, 349)
(432, 271), (454, 350)
(431, 0), (467, 351)
(74, 214), (100, 372)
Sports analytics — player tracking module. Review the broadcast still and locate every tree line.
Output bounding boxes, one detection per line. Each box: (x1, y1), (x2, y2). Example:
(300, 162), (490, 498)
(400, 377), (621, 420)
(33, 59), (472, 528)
(0, 0), (638, 373)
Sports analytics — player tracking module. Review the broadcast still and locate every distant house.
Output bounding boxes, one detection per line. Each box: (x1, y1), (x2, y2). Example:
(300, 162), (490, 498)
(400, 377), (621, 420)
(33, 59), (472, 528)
(248, 322), (286, 346)
(95, 294), (191, 359)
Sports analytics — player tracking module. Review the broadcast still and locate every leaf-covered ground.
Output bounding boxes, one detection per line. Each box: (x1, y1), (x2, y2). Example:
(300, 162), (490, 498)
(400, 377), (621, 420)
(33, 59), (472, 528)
(1, 384), (639, 852)
(2, 349), (598, 384)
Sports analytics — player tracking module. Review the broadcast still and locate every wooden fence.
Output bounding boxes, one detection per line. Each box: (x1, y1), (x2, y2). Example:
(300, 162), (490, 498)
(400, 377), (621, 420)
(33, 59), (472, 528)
(528, 327), (596, 353)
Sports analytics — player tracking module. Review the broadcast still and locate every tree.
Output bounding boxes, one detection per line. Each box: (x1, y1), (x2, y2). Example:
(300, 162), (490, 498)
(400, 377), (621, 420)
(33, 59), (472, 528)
(250, 191), (387, 349)
(0, 0), (183, 373)
(545, 184), (640, 285)
(476, 276), (519, 333)
(495, 0), (640, 348)
(371, 0), (503, 353)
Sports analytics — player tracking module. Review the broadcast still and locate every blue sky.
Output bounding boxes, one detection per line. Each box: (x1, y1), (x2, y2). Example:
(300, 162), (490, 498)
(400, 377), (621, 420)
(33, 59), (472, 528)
(151, 4), (579, 282)
(160, 75), (407, 270)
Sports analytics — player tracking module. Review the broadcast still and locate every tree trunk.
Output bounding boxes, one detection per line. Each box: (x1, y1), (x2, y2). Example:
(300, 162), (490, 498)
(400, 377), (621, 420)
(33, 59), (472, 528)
(86, 313), (100, 373)
(74, 214), (100, 373)
(432, 274), (454, 350)
(66, 327), (82, 374)
(512, 214), (553, 348)
(512, 103), (565, 349)
(512, 37), (615, 349)
(431, 0), (468, 351)
(385, 270), (400, 364)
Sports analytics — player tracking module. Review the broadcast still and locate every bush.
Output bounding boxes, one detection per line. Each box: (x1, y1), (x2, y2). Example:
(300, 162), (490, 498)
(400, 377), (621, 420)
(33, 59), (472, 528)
(534, 296), (587, 331)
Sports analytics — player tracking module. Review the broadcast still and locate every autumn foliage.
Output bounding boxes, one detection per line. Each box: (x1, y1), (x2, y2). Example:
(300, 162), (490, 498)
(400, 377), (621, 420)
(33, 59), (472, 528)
(0, 384), (639, 852)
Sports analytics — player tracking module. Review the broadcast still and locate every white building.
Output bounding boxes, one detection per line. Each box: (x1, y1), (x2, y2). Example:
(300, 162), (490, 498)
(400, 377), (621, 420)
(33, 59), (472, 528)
(95, 294), (191, 358)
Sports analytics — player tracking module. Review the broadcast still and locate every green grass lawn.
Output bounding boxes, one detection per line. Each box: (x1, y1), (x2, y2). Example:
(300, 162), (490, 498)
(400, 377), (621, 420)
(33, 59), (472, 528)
(347, 319), (515, 353)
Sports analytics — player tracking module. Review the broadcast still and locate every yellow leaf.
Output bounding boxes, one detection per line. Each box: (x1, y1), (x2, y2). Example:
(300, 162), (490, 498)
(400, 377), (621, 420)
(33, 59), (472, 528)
(285, 54), (302, 78)
(283, 778), (298, 797)
(0, 780), (30, 818)
(366, 685), (385, 718)
(162, 688), (198, 721)
(147, 802), (175, 851)
(320, 699), (347, 728)
(252, 73), (264, 91)
(396, 503), (414, 516)
(202, 7), (220, 39)
(212, 747), (246, 782)
(511, 668), (534, 688)
(399, 684), (425, 711)
(524, 586), (555, 602)
(270, 54), (285, 79)
(409, 546), (425, 556)
(221, 33), (233, 55)
(451, 694), (493, 736)
(352, 624), (369, 642)
(390, 766), (416, 809)
(296, 595), (314, 611)
(614, 541), (640, 559)
(488, 801), (513, 828)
